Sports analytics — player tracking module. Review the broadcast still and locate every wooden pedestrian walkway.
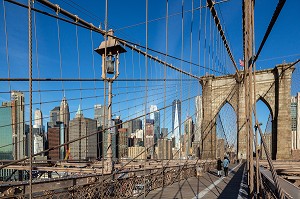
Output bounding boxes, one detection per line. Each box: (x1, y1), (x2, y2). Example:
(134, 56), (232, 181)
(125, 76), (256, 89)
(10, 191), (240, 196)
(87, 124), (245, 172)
(137, 163), (249, 199)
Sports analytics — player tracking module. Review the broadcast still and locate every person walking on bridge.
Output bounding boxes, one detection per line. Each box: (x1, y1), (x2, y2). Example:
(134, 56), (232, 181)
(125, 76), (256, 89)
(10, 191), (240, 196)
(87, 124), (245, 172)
(223, 157), (230, 177)
(217, 158), (223, 177)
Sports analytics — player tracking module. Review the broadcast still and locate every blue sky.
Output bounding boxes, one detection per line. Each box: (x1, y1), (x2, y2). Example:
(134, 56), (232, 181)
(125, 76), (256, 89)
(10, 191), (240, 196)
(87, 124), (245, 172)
(0, 0), (299, 144)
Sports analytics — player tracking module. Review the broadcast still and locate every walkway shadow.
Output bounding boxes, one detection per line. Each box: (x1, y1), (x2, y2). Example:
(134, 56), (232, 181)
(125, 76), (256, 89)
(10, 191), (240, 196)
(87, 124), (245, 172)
(218, 163), (249, 199)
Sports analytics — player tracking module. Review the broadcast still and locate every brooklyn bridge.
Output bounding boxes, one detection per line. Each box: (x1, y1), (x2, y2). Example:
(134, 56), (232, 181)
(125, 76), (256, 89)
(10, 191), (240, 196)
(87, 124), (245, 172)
(0, 0), (299, 198)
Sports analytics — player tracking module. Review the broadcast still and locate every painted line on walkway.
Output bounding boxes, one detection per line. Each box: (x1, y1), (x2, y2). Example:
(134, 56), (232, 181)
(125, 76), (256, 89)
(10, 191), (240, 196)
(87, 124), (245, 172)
(192, 163), (241, 199)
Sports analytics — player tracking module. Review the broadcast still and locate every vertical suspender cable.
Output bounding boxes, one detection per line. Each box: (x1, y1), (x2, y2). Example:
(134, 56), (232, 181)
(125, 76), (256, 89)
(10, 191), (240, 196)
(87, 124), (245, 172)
(2, 1), (11, 92)
(143, 0), (148, 197)
(28, 0), (33, 198)
(33, 1), (43, 162)
(198, 0), (202, 90)
(188, 0), (194, 118)
(163, 0), (168, 137)
(162, 0), (168, 184)
(179, 0), (184, 170)
(204, 2), (208, 75)
(56, 13), (64, 97)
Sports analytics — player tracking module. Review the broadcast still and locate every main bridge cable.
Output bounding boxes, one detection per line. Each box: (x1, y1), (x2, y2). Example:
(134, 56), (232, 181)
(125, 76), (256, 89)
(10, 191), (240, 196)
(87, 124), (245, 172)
(206, 0), (239, 77)
(4, 0), (226, 76)
(34, 0), (198, 79)
(253, 0), (286, 64)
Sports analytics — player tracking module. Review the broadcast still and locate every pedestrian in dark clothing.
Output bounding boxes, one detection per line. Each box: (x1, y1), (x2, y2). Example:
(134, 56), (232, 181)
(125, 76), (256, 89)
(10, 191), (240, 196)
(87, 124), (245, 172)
(223, 157), (230, 177)
(217, 158), (223, 177)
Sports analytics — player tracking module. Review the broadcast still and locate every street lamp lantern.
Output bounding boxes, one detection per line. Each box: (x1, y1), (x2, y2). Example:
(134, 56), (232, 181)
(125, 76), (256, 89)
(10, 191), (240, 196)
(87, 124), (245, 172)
(106, 59), (115, 74)
(94, 29), (126, 80)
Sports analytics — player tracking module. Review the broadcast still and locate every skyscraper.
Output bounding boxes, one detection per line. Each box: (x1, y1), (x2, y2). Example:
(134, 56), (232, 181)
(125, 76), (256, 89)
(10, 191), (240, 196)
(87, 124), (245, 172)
(11, 91), (25, 160)
(0, 102), (13, 160)
(48, 123), (64, 160)
(34, 108), (43, 128)
(132, 119), (142, 133)
(33, 108), (44, 158)
(172, 99), (181, 149)
(291, 93), (300, 150)
(59, 97), (70, 126)
(195, 96), (203, 142)
(150, 105), (158, 120)
(145, 120), (154, 157)
(117, 128), (128, 158)
(150, 105), (160, 145)
(59, 97), (70, 150)
(49, 106), (60, 126)
(114, 116), (123, 159)
(184, 117), (194, 157)
(161, 128), (168, 138)
(94, 104), (108, 128)
(69, 105), (97, 160)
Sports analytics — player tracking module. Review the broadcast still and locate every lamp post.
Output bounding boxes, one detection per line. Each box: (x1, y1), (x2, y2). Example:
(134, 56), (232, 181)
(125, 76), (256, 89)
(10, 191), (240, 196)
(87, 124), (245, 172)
(95, 29), (126, 173)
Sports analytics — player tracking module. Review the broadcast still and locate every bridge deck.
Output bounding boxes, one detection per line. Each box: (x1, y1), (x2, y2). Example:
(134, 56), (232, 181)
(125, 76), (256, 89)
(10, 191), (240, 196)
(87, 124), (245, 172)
(137, 163), (248, 199)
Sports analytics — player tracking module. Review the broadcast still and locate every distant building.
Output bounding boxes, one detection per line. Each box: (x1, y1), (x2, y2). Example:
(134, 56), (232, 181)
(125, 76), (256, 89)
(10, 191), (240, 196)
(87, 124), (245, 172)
(150, 105), (157, 120)
(33, 108), (45, 159)
(134, 129), (144, 146)
(128, 146), (146, 160)
(145, 120), (154, 157)
(0, 103), (25, 181)
(48, 106), (60, 127)
(118, 128), (128, 158)
(0, 102), (13, 160)
(94, 104), (108, 128)
(48, 124), (63, 161)
(184, 117), (194, 157)
(195, 96), (203, 142)
(172, 99), (181, 149)
(161, 128), (168, 138)
(34, 108), (43, 129)
(59, 97), (70, 126)
(157, 138), (173, 159)
(291, 93), (300, 150)
(59, 97), (70, 149)
(150, 105), (160, 146)
(123, 120), (133, 137)
(132, 119), (142, 133)
(114, 116), (123, 159)
(33, 127), (44, 158)
(47, 121), (66, 160)
(11, 91), (25, 160)
(69, 106), (97, 160)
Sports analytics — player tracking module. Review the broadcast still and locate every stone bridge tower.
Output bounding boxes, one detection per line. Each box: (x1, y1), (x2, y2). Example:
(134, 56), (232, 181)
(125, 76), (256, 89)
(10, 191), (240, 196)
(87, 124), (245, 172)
(200, 64), (294, 160)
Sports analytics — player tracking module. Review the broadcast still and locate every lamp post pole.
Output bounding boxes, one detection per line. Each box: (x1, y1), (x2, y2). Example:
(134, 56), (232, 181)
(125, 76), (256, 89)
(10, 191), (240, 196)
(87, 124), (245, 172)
(107, 80), (113, 171)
